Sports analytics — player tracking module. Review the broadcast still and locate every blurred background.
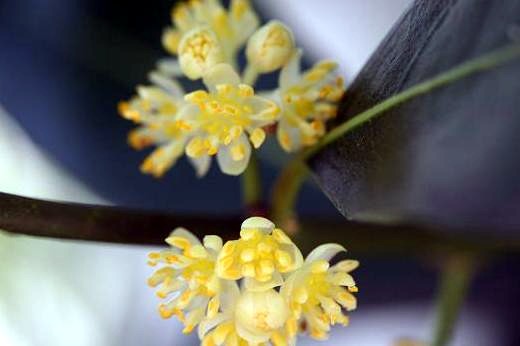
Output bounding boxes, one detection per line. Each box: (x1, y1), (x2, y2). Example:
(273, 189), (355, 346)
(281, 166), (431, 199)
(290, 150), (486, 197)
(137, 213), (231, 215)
(0, 0), (516, 345)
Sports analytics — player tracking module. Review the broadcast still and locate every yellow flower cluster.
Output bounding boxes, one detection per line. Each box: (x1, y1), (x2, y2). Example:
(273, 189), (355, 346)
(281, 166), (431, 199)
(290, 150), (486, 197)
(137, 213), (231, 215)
(148, 217), (358, 345)
(119, 0), (344, 177)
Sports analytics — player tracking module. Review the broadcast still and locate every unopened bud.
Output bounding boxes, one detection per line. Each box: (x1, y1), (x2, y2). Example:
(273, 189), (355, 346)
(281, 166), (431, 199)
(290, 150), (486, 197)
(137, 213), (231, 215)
(246, 20), (295, 73)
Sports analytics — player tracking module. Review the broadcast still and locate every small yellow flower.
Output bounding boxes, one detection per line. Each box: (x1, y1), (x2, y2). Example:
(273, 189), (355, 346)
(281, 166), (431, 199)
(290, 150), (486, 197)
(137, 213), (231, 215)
(148, 216), (358, 345)
(275, 50), (345, 152)
(118, 73), (199, 177)
(181, 64), (279, 175)
(199, 284), (294, 346)
(120, 63), (278, 177)
(246, 20), (295, 73)
(162, 0), (259, 66)
(216, 217), (303, 291)
(234, 289), (290, 344)
(281, 244), (358, 341)
(122, 1), (345, 178)
(147, 228), (229, 334)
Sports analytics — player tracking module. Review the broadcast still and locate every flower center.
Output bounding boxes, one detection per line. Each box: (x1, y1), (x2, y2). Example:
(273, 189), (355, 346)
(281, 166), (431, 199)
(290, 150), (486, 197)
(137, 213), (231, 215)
(181, 31), (215, 64)
(217, 228), (296, 282)
(235, 290), (288, 336)
(185, 84), (255, 142)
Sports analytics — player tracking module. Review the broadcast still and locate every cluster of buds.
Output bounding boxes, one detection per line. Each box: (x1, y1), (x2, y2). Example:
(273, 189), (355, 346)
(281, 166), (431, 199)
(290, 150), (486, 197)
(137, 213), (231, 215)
(119, 0), (345, 177)
(148, 217), (358, 345)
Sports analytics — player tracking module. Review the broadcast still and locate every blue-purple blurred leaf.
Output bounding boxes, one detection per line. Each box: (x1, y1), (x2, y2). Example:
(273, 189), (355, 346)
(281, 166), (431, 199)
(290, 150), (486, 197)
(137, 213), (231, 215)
(310, 0), (520, 236)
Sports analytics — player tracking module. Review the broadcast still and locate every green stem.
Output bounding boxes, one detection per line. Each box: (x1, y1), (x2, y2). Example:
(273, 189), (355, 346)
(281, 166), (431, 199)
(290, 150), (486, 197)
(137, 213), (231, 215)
(241, 152), (263, 212)
(270, 43), (520, 227)
(432, 253), (476, 346)
(270, 152), (309, 228)
(304, 43), (520, 159)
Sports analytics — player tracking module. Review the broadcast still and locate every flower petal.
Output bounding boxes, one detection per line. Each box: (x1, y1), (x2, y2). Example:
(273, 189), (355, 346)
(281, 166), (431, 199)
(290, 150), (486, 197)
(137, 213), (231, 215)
(328, 272), (356, 287)
(167, 227), (202, 247)
(279, 49), (302, 90)
(148, 71), (185, 98)
(287, 243), (304, 271)
(235, 319), (271, 344)
(331, 260), (359, 273)
(241, 216), (275, 233)
(183, 306), (206, 334)
(140, 139), (187, 177)
(243, 271), (283, 292)
(203, 235), (223, 253)
(277, 118), (302, 152)
(161, 28), (182, 54)
(220, 280), (241, 311)
(216, 133), (251, 175)
(333, 289), (357, 311)
(188, 154), (211, 177)
(202, 63), (241, 92)
(246, 95), (280, 126)
(176, 104), (200, 125)
(279, 271), (298, 298)
(229, 0), (260, 47)
(305, 243), (346, 264)
(197, 313), (230, 339)
(157, 58), (184, 77)
(128, 126), (162, 149)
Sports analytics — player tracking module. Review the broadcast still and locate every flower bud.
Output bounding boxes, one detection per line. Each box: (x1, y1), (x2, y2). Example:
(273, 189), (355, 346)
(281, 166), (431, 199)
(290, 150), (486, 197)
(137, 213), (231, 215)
(161, 28), (182, 55)
(178, 26), (225, 80)
(235, 289), (289, 342)
(246, 20), (295, 73)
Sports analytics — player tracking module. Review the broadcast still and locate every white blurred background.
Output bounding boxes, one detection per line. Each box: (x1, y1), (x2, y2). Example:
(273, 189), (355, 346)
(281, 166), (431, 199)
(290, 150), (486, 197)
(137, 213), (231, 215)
(0, 1), (503, 345)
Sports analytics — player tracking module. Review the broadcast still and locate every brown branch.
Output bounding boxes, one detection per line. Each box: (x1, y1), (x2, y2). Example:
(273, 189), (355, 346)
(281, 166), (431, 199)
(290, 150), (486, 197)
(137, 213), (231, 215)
(1, 192), (519, 256)
(0, 192), (242, 245)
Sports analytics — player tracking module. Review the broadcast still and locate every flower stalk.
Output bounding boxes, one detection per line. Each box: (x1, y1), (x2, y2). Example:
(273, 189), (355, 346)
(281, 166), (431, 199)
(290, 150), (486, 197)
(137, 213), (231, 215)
(240, 152), (264, 214)
(269, 43), (520, 232)
(269, 152), (308, 230)
(304, 43), (520, 159)
(431, 253), (476, 346)
(241, 64), (259, 86)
